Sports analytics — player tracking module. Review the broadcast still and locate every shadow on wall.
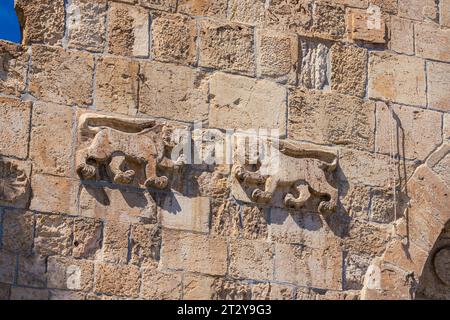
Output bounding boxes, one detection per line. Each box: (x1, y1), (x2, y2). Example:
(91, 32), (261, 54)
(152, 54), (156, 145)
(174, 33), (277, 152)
(0, 0), (21, 43)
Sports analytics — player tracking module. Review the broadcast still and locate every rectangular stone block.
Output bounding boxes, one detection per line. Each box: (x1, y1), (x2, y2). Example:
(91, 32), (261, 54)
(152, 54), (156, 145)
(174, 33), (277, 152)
(0, 41), (28, 96)
(228, 0), (265, 25)
(130, 224), (161, 267)
(2, 210), (34, 255)
(199, 20), (256, 76)
(288, 88), (375, 151)
(73, 218), (103, 259)
(29, 102), (74, 177)
(427, 61), (450, 112)
(398, 0), (437, 21)
(30, 175), (79, 215)
(138, 61), (209, 122)
(160, 230), (227, 276)
(375, 103), (442, 160)
(10, 287), (49, 300)
(94, 263), (140, 298)
(263, 0), (313, 35)
(389, 17), (414, 55)
(0, 97), (31, 159)
(183, 275), (251, 300)
(346, 8), (386, 43)
(368, 52), (426, 106)
(30, 45), (94, 107)
(178, 0), (227, 18)
(47, 256), (94, 291)
(140, 0), (177, 11)
(251, 283), (294, 300)
(209, 73), (287, 134)
(229, 240), (274, 281)
(299, 40), (330, 90)
(102, 221), (130, 265)
(0, 283), (10, 300)
(140, 269), (181, 300)
(108, 3), (149, 57)
(312, 2), (346, 40)
(17, 255), (46, 288)
(442, 0), (450, 27)
(34, 214), (74, 257)
(0, 250), (16, 284)
(415, 23), (450, 63)
(159, 193), (210, 233)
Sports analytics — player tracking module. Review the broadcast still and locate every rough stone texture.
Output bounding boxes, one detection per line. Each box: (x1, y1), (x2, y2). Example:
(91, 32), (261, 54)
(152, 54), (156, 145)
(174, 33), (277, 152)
(102, 221), (129, 265)
(251, 283), (294, 300)
(0, 284), (10, 300)
(73, 218), (102, 259)
(375, 103), (442, 160)
(10, 287), (49, 300)
(2, 210), (34, 255)
(312, 2), (346, 40)
(15, 0), (64, 45)
(151, 13), (197, 66)
(0, 97), (31, 159)
(346, 8), (386, 43)
(389, 17), (414, 55)
(29, 102), (74, 177)
(368, 52), (426, 106)
(94, 263), (140, 298)
(0, 250), (17, 284)
(129, 223), (161, 267)
(95, 57), (139, 116)
(140, 0), (177, 11)
(139, 61), (209, 121)
(230, 240), (274, 281)
(398, 0), (438, 21)
(108, 3), (149, 57)
(183, 275), (251, 300)
(330, 43), (367, 97)
(415, 23), (450, 63)
(47, 256), (94, 291)
(199, 20), (256, 76)
(288, 88), (375, 151)
(30, 45), (94, 106)
(17, 255), (46, 287)
(67, 0), (107, 52)
(34, 214), (73, 257)
(228, 0), (265, 24)
(263, 0), (313, 35)
(427, 61), (450, 112)
(179, 0), (227, 18)
(442, 0), (450, 27)
(140, 269), (181, 299)
(209, 72), (287, 133)
(0, 41), (28, 97)
(299, 40), (329, 90)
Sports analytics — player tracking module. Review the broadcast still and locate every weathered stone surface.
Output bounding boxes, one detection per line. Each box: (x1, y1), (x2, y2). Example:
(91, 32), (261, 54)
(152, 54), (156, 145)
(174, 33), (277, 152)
(49, 290), (87, 300)
(10, 287), (49, 300)
(0, 250), (16, 284)
(2, 210), (34, 254)
(427, 61), (450, 112)
(151, 13), (196, 66)
(159, 193), (210, 233)
(15, 0), (64, 45)
(140, 0), (177, 11)
(368, 52), (426, 106)
(0, 97), (31, 159)
(30, 45), (94, 106)
(330, 43), (367, 97)
(288, 88), (375, 151)
(140, 269), (181, 299)
(30, 175), (78, 215)
(94, 263), (140, 298)
(398, 0), (438, 21)
(160, 230), (227, 276)
(102, 221), (129, 264)
(108, 3), (149, 57)
(130, 223), (161, 267)
(312, 2), (346, 40)
(230, 240), (274, 281)
(30, 102), (74, 176)
(274, 243), (343, 289)
(139, 61), (209, 121)
(209, 73), (287, 133)
(67, 0), (107, 52)
(389, 17), (414, 55)
(442, 0), (450, 27)
(345, 253), (372, 290)
(429, 144), (450, 186)
(34, 214), (73, 256)
(0, 159), (31, 208)
(47, 256), (94, 291)
(0, 283), (10, 300)
(199, 20), (255, 76)
(228, 0), (265, 24)
(344, 219), (389, 256)
(346, 8), (386, 43)
(257, 30), (298, 84)
(415, 23), (450, 63)
(371, 0), (397, 14)
(375, 103), (442, 160)
(179, 0), (227, 18)
(73, 218), (102, 259)
(17, 255), (46, 288)
(263, 0), (313, 35)
(299, 40), (329, 90)
(95, 57), (139, 116)
(183, 275), (251, 300)
(0, 41), (28, 96)
(251, 283), (294, 300)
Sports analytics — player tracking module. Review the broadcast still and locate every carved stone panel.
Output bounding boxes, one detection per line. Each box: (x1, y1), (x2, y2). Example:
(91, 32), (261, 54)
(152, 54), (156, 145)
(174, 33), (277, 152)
(0, 159), (30, 206)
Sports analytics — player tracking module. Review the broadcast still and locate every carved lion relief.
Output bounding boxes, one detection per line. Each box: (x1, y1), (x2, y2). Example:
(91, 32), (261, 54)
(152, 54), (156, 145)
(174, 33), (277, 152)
(0, 159), (30, 203)
(231, 138), (339, 215)
(76, 113), (187, 190)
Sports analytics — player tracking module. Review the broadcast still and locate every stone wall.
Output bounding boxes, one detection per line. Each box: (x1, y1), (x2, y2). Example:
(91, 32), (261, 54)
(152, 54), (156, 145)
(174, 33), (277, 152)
(0, 0), (449, 300)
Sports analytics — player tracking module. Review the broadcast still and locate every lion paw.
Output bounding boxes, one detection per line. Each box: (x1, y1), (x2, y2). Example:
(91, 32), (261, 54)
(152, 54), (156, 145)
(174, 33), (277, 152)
(77, 163), (96, 180)
(145, 176), (169, 190)
(114, 170), (135, 185)
(252, 189), (271, 204)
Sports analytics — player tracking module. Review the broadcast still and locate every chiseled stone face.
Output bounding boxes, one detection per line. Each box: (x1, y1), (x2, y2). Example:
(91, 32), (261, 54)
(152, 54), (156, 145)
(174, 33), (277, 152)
(427, 61), (450, 112)
(34, 214), (74, 257)
(389, 17), (414, 55)
(94, 263), (140, 298)
(2, 210), (34, 255)
(179, 0), (227, 18)
(415, 23), (450, 63)
(0, 41), (28, 97)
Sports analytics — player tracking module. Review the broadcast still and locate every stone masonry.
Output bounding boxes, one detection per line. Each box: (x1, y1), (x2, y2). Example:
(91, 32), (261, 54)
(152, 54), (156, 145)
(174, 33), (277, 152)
(0, 0), (449, 300)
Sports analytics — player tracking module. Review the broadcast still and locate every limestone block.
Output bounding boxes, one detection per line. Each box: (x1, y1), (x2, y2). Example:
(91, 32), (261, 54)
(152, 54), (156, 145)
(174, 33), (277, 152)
(346, 8), (386, 43)
(2, 210), (34, 255)
(29, 102), (74, 177)
(0, 250), (16, 284)
(34, 214), (74, 256)
(151, 13), (197, 66)
(15, 0), (64, 45)
(370, 0), (397, 14)
(344, 219), (389, 256)
(263, 0), (313, 35)
(47, 256), (94, 291)
(257, 29), (298, 84)
(209, 73), (287, 133)
(67, 0), (107, 52)
(30, 175), (79, 215)
(102, 221), (130, 264)
(251, 283), (294, 300)
(0, 284), (10, 300)
(229, 240), (274, 281)
(389, 17), (414, 55)
(288, 88), (375, 151)
(140, 0), (177, 11)
(199, 20), (256, 76)
(160, 230), (228, 276)
(375, 103), (442, 160)
(49, 290), (87, 300)
(130, 224), (161, 267)
(228, 0), (265, 25)
(159, 193), (210, 233)
(442, 0), (450, 27)
(368, 52), (426, 106)
(0, 41), (28, 96)
(183, 275), (251, 300)
(299, 40), (329, 90)
(139, 61), (209, 121)
(398, 0), (438, 21)
(73, 218), (103, 259)
(17, 255), (46, 288)
(94, 263), (140, 298)
(330, 43), (368, 97)
(30, 45), (94, 106)
(10, 287), (49, 300)
(140, 269), (181, 300)
(0, 97), (31, 159)
(178, 0), (227, 18)
(0, 159), (31, 208)
(108, 3), (149, 57)
(415, 23), (450, 63)
(312, 2), (346, 40)
(427, 61), (450, 112)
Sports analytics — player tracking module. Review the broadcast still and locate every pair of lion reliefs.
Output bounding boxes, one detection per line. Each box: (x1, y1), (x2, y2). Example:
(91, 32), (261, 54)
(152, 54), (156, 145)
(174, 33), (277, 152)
(75, 113), (339, 215)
